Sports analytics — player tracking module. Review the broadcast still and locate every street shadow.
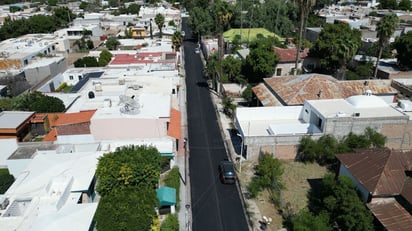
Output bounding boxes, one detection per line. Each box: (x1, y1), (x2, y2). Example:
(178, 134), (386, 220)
(228, 129), (242, 155)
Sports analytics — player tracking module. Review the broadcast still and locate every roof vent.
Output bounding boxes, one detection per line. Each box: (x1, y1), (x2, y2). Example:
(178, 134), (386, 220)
(364, 89), (372, 96)
(353, 112), (360, 117)
(88, 91), (95, 99)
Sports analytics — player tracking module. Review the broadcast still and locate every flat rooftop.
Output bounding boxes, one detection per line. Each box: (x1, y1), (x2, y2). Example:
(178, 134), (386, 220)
(0, 111), (34, 129)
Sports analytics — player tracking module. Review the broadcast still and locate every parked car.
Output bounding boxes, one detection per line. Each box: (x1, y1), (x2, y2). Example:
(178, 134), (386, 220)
(194, 47), (200, 54)
(218, 160), (236, 184)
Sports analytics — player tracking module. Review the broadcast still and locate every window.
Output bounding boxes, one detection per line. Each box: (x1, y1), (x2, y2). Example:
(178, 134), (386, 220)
(78, 75), (82, 80)
(69, 75), (74, 80)
(24, 59), (28, 65)
(52, 45), (55, 50)
(276, 68), (282, 76)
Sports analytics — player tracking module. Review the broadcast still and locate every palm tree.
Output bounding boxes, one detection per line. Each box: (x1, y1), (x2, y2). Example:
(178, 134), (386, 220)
(154, 13), (165, 38)
(374, 14), (398, 78)
(171, 31), (183, 52)
(294, 0), (316, 75)
(214, 0), (233, 60)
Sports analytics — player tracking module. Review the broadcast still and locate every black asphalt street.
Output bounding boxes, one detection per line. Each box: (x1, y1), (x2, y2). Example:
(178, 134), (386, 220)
(183, 20), (249, 231)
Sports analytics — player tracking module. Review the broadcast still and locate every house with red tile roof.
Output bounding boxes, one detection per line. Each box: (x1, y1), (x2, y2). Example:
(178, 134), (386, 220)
(39, 110), (96, 142)
(252, 74), (397, 106)
(273, 47), (312, 76)
(336, 148), (412, 231)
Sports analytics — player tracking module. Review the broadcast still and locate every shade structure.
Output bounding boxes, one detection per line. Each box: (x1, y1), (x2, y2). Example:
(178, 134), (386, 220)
(156, 186), (176, 206)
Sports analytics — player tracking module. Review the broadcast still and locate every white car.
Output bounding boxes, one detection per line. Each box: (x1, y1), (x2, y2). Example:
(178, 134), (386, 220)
(194, 47), (200, 54)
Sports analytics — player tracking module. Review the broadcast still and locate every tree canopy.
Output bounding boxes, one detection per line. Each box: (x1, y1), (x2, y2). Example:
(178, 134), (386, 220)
(247, 153), (283, 198)
(154, 13), (165, 38)
(308, 174), (374, 231)
(11, 91), (65, 112)
(309, 24), (362, 74)
(95, 187), (158, 231)
(298, 127), (386, 165)
(374, 14), (398, 78)
(94, 145), (161, 230)
(98, 50), (113, 66)
(241, 37), (279, 83)
(95, 145), (161, 197)
(394, 31), (412, 69)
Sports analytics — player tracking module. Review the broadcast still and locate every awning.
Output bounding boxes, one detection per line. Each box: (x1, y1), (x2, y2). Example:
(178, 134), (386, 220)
(160, 152), (174, 157)
(156, 186), (176, 206)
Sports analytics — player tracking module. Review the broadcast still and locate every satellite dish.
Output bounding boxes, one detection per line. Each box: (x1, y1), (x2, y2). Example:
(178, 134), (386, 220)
(119, 95), (140, 114)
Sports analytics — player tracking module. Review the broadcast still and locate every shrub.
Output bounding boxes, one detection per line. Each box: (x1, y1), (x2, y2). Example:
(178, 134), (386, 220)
(164, 167), (180, 208)
(160, 214), (179, 231)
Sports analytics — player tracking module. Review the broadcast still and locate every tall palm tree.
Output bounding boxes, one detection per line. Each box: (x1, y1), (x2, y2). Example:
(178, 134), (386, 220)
(154, 13), (165, 38)
(214, 0), (233, 60)
(374, 14), (398, 78)
(294, 0), (316, 75)
(171, 31), (183, 52)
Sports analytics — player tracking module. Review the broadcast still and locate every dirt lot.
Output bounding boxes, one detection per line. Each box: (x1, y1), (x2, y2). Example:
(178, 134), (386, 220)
(238, 159), (329, 230)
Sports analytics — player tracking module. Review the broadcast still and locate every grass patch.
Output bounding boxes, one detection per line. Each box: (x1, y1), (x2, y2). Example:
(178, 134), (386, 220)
(280, 160), (329, 213)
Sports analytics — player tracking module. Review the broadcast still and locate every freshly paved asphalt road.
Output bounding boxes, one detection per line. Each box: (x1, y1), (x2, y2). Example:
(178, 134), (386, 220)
(183, 20), (249, 231)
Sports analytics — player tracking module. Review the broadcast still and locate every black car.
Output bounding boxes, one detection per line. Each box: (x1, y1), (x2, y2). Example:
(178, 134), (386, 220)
(218, 160), (236, 184)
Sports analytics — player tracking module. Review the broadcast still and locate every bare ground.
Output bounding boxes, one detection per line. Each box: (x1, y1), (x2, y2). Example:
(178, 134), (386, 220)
(238, 159), (329, 230)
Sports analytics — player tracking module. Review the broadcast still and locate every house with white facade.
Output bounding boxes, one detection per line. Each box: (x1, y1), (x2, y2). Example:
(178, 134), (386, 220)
(1, 143), (101, 231)
(235, 94), (412, 160)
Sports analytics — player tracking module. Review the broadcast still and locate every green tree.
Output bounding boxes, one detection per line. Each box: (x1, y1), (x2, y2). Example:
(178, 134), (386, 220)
(221, 96), (236, 118)
(99, 49), (112, 66)
(187, 7), (213, 40)
(221, 55), (242, 83)
(309, 24), (362, 74)
(295, 0), (316, 75)
(154, 13), (165, 38)
(79, 1), (89, 10)
(95, 145), (161, 197)
(398, 0), (411, 10)
(364, 127), (386, 147)
(47, 0), (57, 6)
(374, 14), (398, 78)
(242, 37), (278, 83)
(105, 37), (120, 50)
(29, 15), (57, 33)
(95, 187), (158, 231)
(74, 56), (99, 67)
(241, 84), (254, 105)
(379, 0), (398, 9)
(310, 175), (374, 231)
(160, 214), (179, 231)
(11, 91), (65, 112)
(0, 98), (12, 110)
(289, 210), (330, 231)
(53, 7), (75, 27)
(247, 153), (283, 198)
(212, 0), (233, 59)
(393, 31), (412, 69)
(127, 3), (140, 14)
(171, 31), (183, 52)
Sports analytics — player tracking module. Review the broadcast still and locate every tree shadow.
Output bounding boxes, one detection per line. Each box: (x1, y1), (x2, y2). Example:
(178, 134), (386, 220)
(196, 81), (209, 88)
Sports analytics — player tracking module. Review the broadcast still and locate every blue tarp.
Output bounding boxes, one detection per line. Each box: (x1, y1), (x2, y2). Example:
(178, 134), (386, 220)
(156, 186), (176, 206)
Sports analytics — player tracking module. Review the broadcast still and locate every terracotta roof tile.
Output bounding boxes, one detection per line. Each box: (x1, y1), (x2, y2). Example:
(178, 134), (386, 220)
(52, 110), (96, 125)
(252, 83), (282, 106)
(274, 47), (309, 63)
(43, 128), (57, 141)
(260, 74), (396, 106)
(336, 148), (411, 196)
(167, 108), (181, 140)
(367, 199), (412, 231)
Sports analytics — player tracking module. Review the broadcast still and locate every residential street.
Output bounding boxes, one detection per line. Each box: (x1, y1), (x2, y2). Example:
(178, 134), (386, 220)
(183, 20), (250, 231)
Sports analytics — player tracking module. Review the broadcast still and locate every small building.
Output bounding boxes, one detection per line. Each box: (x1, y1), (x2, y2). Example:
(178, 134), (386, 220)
(235, 94), (412, 160)
(0, 111), (35, 141)
(273, 47), (309, 76)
